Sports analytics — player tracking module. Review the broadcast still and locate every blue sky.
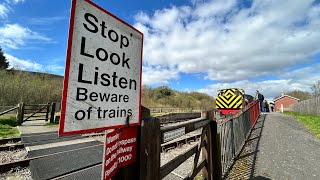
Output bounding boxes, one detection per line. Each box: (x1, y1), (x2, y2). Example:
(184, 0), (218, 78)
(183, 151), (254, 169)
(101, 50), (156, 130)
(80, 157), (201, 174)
(1, 0), (320, 100)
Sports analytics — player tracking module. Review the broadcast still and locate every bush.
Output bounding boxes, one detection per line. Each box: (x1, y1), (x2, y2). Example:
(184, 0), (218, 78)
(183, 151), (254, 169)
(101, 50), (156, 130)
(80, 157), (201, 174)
(142, 86), (215, 109)
(0, 116), (18, 127)
(0, 70), (63, 105)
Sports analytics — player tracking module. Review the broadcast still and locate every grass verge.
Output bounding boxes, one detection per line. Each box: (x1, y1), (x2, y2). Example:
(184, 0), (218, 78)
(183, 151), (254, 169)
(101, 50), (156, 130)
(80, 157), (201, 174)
(284, 111), (320, 139)
(0, 114), (20, 138)
(0, 125), (20, 138)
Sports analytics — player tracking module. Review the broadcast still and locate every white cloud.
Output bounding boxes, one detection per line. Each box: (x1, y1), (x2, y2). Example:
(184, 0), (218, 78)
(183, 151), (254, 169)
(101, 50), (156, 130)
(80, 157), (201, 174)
(0, 4), (10, 19)
(194, 0), (237, 18)
(0, 24), (51, 49)
(46, 64), (65, 75)
(1, 0), (24, 19)
(198, 64), (320, 99)
(198, 80), (305, 100)
(134, 0), (320, 82)
(5, 54), (43, 71)
(5, 54), (65, 74)
(5, 0), (25, 5)
(142, 66), (179, 85)
(26, 16), (67, 25)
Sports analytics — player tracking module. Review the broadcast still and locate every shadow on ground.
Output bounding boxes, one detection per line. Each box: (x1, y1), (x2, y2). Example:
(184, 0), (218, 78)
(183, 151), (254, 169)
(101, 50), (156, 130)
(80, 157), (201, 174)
(223, 114), (270, 180)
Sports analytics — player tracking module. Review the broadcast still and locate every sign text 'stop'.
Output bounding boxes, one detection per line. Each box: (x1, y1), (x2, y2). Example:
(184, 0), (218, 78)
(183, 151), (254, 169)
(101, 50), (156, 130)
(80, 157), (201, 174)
(59, 0), (143, 136)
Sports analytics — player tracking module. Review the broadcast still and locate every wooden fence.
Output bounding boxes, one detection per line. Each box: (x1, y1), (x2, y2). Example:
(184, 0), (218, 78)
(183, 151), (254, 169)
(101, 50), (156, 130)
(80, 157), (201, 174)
(219, 100), (260, 176)
(111, 107), (220, 180)
(16, 102), (58, 125)
(291, 97), (320, 115)
(0, 102), (58, 125)
(0, 106), (19, 116)
(112, 100), (260, 180)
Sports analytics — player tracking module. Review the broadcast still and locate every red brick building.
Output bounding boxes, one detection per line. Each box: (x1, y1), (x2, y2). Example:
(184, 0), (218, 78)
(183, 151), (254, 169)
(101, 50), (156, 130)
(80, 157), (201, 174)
(274, 95), (299, 112)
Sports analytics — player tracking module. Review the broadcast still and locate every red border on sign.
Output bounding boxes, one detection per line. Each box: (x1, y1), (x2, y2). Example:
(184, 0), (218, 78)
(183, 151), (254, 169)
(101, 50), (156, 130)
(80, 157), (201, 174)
(59, 0), (143, 136)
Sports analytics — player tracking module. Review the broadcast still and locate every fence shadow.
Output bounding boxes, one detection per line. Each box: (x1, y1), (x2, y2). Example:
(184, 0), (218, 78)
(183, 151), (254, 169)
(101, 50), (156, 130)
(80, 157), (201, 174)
(223, 114), (268, 179)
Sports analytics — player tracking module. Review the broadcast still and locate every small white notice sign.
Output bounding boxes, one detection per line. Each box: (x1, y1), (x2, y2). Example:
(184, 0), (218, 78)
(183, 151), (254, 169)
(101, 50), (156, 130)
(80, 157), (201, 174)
(59, 0), (143, 136)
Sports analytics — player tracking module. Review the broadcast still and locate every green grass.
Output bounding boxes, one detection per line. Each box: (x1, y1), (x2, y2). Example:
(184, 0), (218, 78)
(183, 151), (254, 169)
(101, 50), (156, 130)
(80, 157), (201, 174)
(0, 114), (18, 127)
(0, 124), (20, 138)
(0, 114), (20, 138)
(284, 111), (320, 138)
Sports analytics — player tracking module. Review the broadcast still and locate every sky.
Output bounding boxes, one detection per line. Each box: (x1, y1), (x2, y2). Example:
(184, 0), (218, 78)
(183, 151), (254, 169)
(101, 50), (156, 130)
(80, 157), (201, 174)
(1, 0), (320, 100)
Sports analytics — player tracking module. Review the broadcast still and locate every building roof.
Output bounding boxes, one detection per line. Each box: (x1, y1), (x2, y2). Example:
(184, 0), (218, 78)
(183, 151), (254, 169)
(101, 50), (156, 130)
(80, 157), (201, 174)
(274, 95), (300, 102)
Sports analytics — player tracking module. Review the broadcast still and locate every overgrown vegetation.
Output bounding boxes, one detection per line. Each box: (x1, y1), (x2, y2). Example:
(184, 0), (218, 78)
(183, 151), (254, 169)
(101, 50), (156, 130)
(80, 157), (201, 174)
(142, 86), (215, 109)
(286, 90), (311, 100)
(0, 115), (17, 127)
(0, 114), (20, 138)
(284, 111), (320, 139)
(0, 69), (214, 110)
(0, 70), (63, 105)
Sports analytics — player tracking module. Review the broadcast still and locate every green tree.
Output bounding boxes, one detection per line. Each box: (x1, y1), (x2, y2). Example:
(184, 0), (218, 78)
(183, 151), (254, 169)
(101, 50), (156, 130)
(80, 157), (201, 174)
(154, 86), (173, 99)
(0, 47), (9, 69)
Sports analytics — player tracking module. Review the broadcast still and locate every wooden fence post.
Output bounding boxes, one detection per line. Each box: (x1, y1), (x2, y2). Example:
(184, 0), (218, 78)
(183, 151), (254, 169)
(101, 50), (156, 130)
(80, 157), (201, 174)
(201, 110), (214, 180)
(16, 103), (21, 125)
(139, 106), (161, 180)
(210, 119), (222, 180)
(16, 102), (25, 125)
(50, 102), (56, 123)
(45, 103), (50, 121)
(112, 106), (160, 180)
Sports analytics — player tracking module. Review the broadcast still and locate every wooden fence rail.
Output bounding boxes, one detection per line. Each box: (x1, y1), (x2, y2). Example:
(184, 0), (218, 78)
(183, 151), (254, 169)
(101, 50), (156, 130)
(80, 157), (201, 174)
(0, 106), (18, 116)
(16, 102), (57, 125)
(113, 102), (260, 180)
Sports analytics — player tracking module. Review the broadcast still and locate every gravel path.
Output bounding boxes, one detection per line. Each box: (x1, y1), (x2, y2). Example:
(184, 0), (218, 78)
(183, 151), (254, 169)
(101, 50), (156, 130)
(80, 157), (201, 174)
(227, 113), (320, 179)
(17, 120), (57, 134)
(254, 113), (320, 179)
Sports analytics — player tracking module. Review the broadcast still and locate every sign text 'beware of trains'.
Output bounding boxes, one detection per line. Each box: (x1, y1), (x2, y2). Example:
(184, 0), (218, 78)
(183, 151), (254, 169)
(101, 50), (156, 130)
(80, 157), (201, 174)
(59, 0), (143, 136)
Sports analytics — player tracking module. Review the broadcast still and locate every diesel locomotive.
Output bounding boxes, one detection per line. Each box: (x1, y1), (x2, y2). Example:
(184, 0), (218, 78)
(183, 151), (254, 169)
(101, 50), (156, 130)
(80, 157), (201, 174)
(215, 88), (254, 115)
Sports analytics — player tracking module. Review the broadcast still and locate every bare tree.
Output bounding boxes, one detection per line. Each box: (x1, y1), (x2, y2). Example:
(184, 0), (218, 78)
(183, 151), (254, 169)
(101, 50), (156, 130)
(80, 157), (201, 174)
(286, 90), (311, 100)
(310, 80), (320, 97)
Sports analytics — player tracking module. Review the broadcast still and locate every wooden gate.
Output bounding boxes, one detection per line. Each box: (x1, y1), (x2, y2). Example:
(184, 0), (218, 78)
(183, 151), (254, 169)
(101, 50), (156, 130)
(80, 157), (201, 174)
(16, 102), (57, 125)
(111, 101), (260, 180)
(111, 107), (222, 180)
(160, 110), (221, 179)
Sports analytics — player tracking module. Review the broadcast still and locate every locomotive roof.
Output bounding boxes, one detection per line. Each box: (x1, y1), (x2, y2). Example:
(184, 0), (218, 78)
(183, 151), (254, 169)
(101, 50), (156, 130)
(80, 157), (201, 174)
(217, 88), (244, 92)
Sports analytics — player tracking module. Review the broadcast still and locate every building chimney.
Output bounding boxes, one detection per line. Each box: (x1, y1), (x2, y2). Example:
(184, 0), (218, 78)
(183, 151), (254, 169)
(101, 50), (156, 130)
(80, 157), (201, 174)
(281, 91), (285, 97)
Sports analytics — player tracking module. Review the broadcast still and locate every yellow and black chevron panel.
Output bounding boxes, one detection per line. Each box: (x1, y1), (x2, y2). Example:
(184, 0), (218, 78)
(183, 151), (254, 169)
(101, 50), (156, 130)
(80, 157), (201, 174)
(216, 88), (244, 109)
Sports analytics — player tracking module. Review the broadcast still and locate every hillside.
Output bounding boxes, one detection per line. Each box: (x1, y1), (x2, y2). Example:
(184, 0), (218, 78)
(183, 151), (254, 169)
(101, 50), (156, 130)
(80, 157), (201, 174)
(0, 70), (215, 109)
(0, 70), (63, 105)
(142, 86), (215, 109)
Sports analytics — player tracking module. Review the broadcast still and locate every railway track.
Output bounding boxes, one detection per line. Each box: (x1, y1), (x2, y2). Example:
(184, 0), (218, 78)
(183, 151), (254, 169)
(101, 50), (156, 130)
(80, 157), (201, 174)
(0, 132), (201, 176)
(0, 116), (205, 179)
